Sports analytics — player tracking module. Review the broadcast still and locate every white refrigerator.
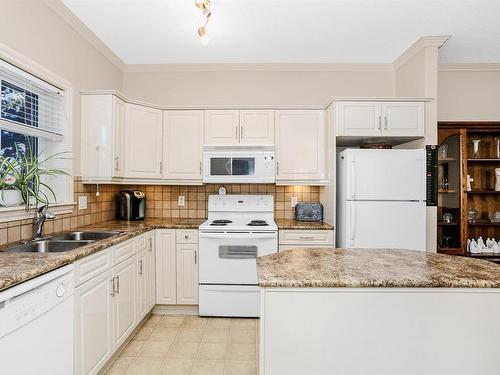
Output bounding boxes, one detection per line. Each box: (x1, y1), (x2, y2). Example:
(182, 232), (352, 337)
(336, 149), (427, 251)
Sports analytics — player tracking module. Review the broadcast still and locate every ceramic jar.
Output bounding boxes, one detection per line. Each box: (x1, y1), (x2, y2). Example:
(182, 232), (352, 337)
(0, 188), (23, 207)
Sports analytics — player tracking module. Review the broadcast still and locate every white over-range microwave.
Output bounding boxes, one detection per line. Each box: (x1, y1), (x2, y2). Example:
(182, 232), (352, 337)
(203, 147), (275, 183)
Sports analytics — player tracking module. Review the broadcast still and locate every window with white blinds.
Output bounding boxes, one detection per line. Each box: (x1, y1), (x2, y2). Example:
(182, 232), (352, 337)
(0, 59), (65, 141)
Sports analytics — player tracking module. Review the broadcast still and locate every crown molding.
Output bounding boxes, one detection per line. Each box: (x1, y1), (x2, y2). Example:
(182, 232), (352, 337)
(393, 36), (451, 70)
(44, 0), (125, 71)
(123, 63), (394, 73)
(439, 63), (500, 72)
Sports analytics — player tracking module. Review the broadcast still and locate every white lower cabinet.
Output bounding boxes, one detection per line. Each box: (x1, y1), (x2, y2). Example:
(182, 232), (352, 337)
(75, 232), (155, 375)
(156, 229), (199, 305)
(145, 232), (156, 311)
(155, 229), (177, 304)
(75, 269), (113, 375)
(112, 255), (137, 349)
(136, 250), (148, 321)
(176, 243), (199, 305)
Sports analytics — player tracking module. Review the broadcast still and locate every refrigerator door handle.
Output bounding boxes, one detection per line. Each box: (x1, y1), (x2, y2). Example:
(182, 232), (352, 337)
(350, 203), (356, 243)
(350, 160), (356, 199)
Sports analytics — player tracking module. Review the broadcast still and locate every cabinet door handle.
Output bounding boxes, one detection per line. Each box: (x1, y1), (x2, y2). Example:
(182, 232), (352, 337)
(110, 278), (115, 296)
(114, 156), (119, 170)
(116, 275), (120, 294)
(139, 260), (143, 275)
(160, 161), (163, 174)
(378, 116), (382, 130)
(276, 161), (279, 176)
(148, 237), (153, 252)
(350, 203), (356, 242)
(384, 116), (388, 130)
(299, 236), (315, 240)
(240, 125), (244, 138)
(195, 250), (197, 264)
(199, 161), (202, 175)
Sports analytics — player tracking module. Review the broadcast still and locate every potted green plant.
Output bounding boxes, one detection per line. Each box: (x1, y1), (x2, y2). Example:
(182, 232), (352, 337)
(0, 142), (69, 210)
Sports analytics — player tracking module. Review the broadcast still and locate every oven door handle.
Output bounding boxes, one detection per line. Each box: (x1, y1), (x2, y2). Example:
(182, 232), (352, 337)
(199, 233), (276, 240)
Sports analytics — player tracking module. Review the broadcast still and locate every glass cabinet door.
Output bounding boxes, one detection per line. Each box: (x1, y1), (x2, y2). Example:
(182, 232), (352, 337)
(437, 133), (463, 253)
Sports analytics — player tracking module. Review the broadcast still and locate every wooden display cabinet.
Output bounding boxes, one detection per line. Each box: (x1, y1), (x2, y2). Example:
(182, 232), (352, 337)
(438, 122), (500, 261)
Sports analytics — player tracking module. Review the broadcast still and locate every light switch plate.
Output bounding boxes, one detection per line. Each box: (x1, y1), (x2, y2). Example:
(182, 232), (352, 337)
(291, 196), (298, 208)
(78, 196), (88, 210)
(178, 195), (185, 207)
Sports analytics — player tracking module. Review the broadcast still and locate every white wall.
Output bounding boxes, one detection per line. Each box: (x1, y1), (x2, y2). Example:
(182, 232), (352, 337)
(0, 0), (123, 174)
(438, 69), (500, 121)
(394, 41), (441, 253)
(122, 67), (395, 106)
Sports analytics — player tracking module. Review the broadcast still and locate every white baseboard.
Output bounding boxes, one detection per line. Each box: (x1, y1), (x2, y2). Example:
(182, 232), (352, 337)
(152, 304), (199, 315)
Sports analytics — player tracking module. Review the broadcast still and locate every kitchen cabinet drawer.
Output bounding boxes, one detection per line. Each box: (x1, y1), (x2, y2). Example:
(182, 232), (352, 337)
(279, 244), (333, 252)
(279, 230), (334, 246)
(135, 234), (147, 252)
(74, 248), (112, 287)
(112, 239), (136, 265)
(176, 229), (198, 244)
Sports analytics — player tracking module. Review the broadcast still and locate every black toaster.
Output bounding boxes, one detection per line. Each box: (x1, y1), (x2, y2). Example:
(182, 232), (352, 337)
(294, 202), (323, 222)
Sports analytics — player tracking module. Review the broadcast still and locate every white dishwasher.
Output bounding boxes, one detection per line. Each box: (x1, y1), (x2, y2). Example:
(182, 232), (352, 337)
(0, 264), (74, 375)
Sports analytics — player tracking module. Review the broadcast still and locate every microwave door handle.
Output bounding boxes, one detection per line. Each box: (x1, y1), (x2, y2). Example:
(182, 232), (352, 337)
(225, 159), (231, 175)
(200, 233), (277, 240)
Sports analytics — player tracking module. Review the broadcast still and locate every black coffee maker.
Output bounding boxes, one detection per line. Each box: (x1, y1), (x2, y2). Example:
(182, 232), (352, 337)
(117, 190), (146, 220)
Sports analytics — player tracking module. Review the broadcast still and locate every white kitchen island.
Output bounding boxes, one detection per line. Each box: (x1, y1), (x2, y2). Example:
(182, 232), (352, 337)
(257, 248), (500, 375)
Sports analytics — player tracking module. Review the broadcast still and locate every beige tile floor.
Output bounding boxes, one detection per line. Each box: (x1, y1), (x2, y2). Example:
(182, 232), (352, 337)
(105, 314), (259, 375)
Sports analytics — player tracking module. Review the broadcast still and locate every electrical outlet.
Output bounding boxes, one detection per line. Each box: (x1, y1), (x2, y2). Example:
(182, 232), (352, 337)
(178, 195), (185, 207)
(78, 196), (88, 210)
(291, 196), (298, 208)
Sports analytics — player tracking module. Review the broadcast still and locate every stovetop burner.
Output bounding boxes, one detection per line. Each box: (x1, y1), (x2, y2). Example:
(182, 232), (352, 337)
(210, 219), (233, 226)
(247, 220), (269, 226)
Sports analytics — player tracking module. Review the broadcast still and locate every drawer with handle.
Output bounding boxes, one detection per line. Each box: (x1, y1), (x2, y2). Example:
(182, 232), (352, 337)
(176, 229), (198, 244)
(279, 230), (334, 246)
(135, 234), (147, 251)
(112, 238), (136, 265)
(74, 248), (112, 286)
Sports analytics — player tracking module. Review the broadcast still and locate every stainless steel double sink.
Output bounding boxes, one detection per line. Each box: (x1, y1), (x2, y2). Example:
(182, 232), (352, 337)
(3, 231), (121, 254)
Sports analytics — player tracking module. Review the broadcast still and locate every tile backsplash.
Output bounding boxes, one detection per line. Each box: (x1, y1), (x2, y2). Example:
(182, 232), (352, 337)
(0, 178), (320, 246)
(130, 184), (321, 220)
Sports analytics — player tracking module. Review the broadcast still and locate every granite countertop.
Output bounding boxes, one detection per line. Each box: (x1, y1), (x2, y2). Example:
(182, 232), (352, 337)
(275, 219), (333, 230)
(0, 218), (204, 292)
(257, 247), (500, 288)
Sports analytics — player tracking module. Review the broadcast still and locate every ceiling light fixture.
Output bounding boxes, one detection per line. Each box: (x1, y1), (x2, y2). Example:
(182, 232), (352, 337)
(195, 0), (211, 45)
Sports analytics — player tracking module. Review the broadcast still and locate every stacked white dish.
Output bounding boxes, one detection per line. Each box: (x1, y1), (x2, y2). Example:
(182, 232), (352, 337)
(468, 237), (500, 254)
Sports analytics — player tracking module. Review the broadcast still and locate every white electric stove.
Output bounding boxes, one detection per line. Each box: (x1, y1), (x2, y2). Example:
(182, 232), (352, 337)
(198, 195), (278, 317)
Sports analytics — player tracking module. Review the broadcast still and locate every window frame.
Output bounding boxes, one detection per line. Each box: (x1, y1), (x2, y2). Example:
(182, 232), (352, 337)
(0, 43), (74, 222)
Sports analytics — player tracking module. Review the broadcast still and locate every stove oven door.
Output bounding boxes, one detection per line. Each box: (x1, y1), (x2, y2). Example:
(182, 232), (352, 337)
(199, 231), (277, 285)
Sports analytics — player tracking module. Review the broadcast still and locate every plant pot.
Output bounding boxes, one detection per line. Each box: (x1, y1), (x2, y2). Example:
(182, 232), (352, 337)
(0, 188), (23, 207)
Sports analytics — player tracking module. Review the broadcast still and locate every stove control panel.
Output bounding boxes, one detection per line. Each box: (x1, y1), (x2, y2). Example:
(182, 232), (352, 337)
(208, 194), (274, 212)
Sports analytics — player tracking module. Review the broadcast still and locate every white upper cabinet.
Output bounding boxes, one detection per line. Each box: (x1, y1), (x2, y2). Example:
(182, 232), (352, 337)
(81, 94), (125, 181)
(239, 110), (275, 144)
(205, 110), (275, 145)
(336, 102), (381, 137)
(381, 102), (424, 136)
(275, 110), (326, 182)
(163, 111), (204, 181)
(336, 101), (424, 137)
(204, 110), (239, 144)
(124, 104), (163, 179)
